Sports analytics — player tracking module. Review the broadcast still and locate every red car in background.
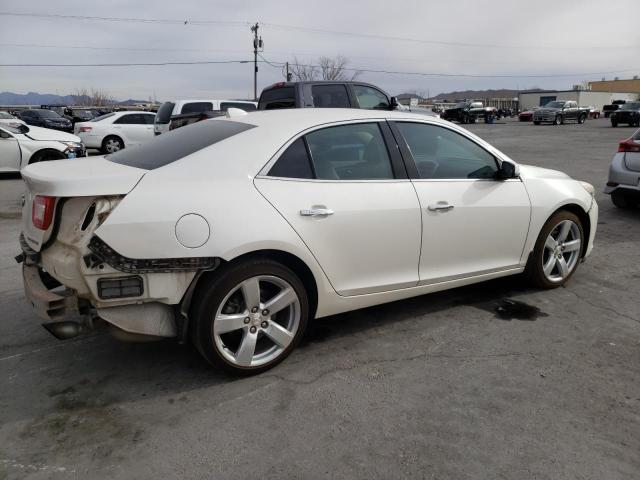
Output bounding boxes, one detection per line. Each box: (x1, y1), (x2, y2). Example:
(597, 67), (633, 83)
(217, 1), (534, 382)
(518, 109), (536, 121)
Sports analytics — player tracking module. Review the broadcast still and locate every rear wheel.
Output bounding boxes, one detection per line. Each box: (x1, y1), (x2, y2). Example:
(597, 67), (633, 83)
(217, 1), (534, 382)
(526, 211), (584, 289)
(577, 114), (586, 124)
(190, 258), (309, 375)
(101, 135), (124, 154)
(611, 191), (638, 208)
(553, 115), (561, 125)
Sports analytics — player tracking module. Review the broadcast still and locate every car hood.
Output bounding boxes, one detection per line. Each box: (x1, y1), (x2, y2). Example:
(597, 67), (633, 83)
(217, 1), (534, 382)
(21, 125), (82, 143)
(536, 107), (561, 113)
(518, 164), (571, 180)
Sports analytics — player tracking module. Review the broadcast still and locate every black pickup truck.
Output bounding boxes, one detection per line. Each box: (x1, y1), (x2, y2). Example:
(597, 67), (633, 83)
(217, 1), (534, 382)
(258, 81), (398, 110)
(532, 101), (589, 125)
(441, 101), (496, 124)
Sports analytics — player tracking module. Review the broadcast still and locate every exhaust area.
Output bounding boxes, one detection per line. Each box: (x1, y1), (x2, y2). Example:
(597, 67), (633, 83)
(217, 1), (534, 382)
(42, 320), (87, 340)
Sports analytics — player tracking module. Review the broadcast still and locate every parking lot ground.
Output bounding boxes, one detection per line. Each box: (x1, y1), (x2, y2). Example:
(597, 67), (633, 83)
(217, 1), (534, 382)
(0, 118), (638, 480)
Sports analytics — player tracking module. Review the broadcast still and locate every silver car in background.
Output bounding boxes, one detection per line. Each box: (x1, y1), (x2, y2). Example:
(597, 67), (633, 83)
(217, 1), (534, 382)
(605, 128), (640, 208)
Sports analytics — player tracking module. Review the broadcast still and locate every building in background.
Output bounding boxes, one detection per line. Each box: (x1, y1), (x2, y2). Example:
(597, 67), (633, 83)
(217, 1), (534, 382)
(589, 77), (640, 94)
(518, 89), (637, 111)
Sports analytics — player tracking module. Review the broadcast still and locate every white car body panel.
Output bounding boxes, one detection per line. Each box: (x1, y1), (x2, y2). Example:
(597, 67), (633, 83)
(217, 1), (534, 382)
(154, 99), (258, 135)
(75, 111), (156, 150)
(0, 125), (83, 172)
(19, 109), (598, 335)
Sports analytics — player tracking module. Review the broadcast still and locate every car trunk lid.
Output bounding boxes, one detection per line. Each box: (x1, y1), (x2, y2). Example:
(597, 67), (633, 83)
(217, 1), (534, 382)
(21, 157), (147, 252)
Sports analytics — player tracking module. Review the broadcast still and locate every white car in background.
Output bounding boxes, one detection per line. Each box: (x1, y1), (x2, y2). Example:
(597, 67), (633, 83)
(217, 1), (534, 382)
(74, 111), (156, 154)
(154, 99), (257, 135)
(19, 109), (597, 375)
(0, 123), (85, 172)
(0, 111), (27, 127)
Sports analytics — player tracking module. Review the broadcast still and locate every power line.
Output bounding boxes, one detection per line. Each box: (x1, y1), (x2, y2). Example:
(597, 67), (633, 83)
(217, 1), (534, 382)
(0, 60), (252, 67)
(0, 42), (249, 54)
(1, 12), (636, 50)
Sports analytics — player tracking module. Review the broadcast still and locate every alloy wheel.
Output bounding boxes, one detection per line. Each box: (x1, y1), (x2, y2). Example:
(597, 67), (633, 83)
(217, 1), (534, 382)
(105, 138), (121, 153)
(212, 275), (301, 368)
(541, 220), (582, 283)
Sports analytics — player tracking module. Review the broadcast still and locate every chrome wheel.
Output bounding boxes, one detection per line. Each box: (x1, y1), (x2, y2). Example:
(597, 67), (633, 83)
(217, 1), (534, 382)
(213, 275), (300, 368)
(104, 138), (122, 153)
(542, 220), (581, 283)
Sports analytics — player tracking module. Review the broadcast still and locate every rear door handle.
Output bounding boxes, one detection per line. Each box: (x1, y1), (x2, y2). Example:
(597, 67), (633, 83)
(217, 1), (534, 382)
(300, 208), (334, 217)
(427, 202), (454, 212)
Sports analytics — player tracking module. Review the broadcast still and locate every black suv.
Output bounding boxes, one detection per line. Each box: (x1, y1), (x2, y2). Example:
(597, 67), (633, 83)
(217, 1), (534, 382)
(610, 102), (640, 127)
(258, 81), (398, 111)
(18, 109), (73, 132)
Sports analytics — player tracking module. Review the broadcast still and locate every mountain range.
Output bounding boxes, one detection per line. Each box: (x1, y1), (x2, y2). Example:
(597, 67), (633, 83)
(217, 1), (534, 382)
(0, 91), (150, 106)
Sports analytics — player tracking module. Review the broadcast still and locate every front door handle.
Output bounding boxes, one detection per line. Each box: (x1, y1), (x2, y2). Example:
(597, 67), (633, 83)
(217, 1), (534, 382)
(427, 202), (454, 212)
(300, 208), (334, 217)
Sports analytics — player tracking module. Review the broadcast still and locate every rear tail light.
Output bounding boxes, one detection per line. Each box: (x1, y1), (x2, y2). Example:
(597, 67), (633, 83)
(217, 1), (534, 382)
(618, 140), (640, 153)
(78, 126), (92, 133)
(32, 195), (56, 230)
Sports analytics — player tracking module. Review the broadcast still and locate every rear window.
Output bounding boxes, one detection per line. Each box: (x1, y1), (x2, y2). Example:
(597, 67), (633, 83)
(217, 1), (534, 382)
(220, 102), (257, 112)
(258, 87), (296, 110)
(91, 113), (115, 122)
(106, 119), (256, 170)
(181, 102), (213, 114)
(156, 102), (175, 124)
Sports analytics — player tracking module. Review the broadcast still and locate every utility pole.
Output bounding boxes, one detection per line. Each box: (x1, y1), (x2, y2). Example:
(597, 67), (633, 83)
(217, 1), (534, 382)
(250, 22), (263, 101)
(286, 62), (292, 82)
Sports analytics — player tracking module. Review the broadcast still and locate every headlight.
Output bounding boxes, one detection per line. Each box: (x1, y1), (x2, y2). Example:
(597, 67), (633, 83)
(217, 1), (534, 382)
(579, 181), (595, 197)
(61, 141), (82, 149)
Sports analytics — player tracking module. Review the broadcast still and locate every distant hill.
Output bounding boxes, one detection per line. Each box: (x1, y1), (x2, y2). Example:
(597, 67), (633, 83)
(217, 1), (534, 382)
(0, 91), (151, 106)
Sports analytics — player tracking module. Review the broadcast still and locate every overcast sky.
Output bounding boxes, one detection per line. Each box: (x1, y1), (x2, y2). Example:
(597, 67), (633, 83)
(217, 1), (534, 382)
(0, 0), (638, 101)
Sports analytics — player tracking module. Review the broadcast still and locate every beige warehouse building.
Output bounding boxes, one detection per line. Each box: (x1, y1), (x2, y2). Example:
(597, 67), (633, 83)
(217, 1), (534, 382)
(518, 89), (637, 111)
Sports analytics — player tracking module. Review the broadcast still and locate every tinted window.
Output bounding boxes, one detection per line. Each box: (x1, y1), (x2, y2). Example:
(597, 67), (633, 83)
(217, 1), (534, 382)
(156, 102), (175, 124)
(114, 114), (146, 125)
(91, 113), (115, 122)
(107, 119), (255, 170)
(620, 102), (640, 110)
(395, 122), (498, 179)
(220, 102), (257, 112)
(354, 85), (390, 110)
(181, 102), (213, 114)
(141, 113), (156, 124)
(305, 123), (393, 180)
(268, 138), (313, 179)
(311, 84), (350, 108)
(258, 87), (296, 110)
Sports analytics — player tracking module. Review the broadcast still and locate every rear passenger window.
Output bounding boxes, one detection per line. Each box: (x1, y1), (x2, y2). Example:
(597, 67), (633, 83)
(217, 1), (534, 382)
(114, 114), (142, 125)
(311, 85), (350, 108)
(181, 102), (213, 114)
(268, 138), (313, 179)
(305, 123), (393, 180)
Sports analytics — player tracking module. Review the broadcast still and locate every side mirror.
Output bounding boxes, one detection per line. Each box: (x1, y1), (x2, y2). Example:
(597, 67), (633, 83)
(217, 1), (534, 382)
(390, 96), (399, 110)
(498, 161), (518, 179)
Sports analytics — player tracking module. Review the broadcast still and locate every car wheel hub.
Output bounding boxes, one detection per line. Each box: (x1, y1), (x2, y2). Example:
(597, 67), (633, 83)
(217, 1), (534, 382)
(542, 220), (581, 283)
(212, 275), (300, 368)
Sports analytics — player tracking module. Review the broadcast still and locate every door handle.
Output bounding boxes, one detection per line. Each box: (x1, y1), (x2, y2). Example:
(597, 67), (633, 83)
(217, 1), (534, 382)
(300, 208), (334, 217)
(427, 202), (454, 212)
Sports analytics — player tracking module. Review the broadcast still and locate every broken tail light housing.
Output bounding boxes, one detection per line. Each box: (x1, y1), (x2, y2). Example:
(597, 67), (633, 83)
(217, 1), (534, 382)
(32, 195), (56, 230)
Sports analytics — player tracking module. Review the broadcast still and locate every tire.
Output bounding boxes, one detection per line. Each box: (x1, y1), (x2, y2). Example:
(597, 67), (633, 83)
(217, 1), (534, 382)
(553, 115), (561, 125)
(611, 191), (638, 208)
(533, 121), (541, 125)
(101, 135), (124, 154)
(29, 149), (66, 164)
(577, 114), (586, 124)
(611, 120), (618, 127)
(525, 210), (584, 289)
(460, 116), (468, 124)
(190, 258), (309, 375)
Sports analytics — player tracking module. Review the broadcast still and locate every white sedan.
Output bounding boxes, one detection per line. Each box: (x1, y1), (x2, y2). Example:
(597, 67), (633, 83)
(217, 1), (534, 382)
(75, 111), (156, 154)
(19, 109), (597, 374)
(0, 111), (26, 127)
(0, 124), (85, 172)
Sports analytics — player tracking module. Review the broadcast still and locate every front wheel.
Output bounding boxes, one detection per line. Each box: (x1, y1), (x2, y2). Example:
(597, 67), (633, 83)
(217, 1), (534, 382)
(553, 115), (561, 125)
(525, 211), (584, 289)
(101, 135), (124, 154)
(190, 258), (309, 375)
(577, 114), (586, 124)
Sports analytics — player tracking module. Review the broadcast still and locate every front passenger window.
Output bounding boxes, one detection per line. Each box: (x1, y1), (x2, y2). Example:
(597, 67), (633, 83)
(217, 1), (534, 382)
(395, 122), (498, 179)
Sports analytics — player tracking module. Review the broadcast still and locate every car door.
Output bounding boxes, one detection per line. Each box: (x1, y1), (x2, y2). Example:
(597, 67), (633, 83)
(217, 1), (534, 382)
(255, 120), (422, 296)
(0, 128), (21, 171)
(390, 121), (531, 285)
(113, 114), (150, 146)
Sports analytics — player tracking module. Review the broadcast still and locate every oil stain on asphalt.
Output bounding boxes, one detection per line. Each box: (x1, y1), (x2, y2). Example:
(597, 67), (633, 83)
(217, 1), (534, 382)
(477, 298), (549, 321)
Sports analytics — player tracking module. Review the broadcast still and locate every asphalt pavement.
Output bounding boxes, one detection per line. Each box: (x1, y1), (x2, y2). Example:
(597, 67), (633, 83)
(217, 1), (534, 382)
(0, 117), (638, 480)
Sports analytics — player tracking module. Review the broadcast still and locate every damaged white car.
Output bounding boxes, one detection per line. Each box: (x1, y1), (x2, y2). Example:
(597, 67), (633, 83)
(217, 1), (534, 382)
(19, 109), (598, 374)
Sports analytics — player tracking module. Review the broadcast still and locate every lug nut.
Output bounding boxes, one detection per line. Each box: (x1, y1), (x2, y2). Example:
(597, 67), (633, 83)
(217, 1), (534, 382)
(249, 326), (257, 334)
(244, 317), (250, 324)
(251, 307), (259, 313)
(262, 309), (269, 316)
(261, 321), (268, 329)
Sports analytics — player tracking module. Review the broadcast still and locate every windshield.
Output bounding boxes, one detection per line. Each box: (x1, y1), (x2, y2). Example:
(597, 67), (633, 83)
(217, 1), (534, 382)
(36, 109), (63, 118)
(544, 101), (566, 109)
(620, 102), (640, 110)
(106, 119), (256, 170)
(1, 124), (29, 134)
(0, 112), (15, 119)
